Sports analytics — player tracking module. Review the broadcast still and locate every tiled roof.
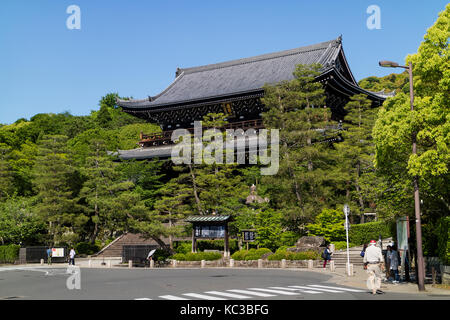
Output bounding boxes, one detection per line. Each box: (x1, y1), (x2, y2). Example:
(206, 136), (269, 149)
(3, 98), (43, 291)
(185, 215), (232, 222)
(117, 37), (344, 109)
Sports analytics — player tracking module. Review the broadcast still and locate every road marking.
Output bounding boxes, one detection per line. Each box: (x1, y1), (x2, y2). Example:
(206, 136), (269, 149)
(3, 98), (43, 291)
(182, 293), (226, 300)
(226, 289), (276, 297)
(289, 285), (342, 293)
(159, 295), (188, 300)
(269, 286), (322, 294)
(308, 284), (365, 292)
(204, 291), (251, 299)
(134, 298), (152, 300)
(246, 288), (300, 295)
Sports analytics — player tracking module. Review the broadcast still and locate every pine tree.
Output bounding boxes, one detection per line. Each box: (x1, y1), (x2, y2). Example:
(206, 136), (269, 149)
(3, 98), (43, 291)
(80, 139), (134, 243)
(33, 135), (82, 245)
(261, 64), (336, 230)
(333, 94), (377, 223)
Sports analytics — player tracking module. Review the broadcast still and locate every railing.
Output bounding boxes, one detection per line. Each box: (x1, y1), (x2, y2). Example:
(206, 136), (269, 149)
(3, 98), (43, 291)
(139, 119), (265, 147)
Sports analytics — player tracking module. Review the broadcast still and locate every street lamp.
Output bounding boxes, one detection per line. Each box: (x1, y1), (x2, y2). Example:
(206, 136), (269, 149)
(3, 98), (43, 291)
(378, 60), (425, 291)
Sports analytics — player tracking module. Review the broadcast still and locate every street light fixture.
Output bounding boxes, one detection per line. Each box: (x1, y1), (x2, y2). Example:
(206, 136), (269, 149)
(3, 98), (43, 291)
(378, 60), (425, 291)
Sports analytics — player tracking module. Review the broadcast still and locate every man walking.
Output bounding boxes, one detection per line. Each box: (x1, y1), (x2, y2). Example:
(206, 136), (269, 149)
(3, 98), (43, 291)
(69, 248), (76, 266)
(46, 247), (52, 265)
(363, 239), (384, 295)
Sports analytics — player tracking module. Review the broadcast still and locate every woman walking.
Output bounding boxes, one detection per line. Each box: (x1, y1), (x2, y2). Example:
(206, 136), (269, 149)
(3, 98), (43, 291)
(322, 244), (332, 268)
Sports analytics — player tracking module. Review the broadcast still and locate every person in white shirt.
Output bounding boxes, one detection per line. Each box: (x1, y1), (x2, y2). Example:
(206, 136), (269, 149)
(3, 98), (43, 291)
(363, 240), (385, 294)
(69, 248), (76, 265)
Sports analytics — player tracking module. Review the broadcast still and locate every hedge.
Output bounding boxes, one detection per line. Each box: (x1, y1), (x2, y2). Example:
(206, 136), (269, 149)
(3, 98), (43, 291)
(348, 221), (393, 245)
(170, 252), (222, 261)
(231, 248), (272, 261)
(0, 245), (20, 264)
(267, 250), (319, 261)
(331, 241), (358, 251)
(174, 240), (239, 255)
(75, 242), (100, 256)
(437, 216), (450, 265)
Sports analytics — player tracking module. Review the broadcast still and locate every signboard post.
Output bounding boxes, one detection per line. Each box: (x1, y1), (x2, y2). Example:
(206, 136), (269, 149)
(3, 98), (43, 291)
(242, 229), (256, 251)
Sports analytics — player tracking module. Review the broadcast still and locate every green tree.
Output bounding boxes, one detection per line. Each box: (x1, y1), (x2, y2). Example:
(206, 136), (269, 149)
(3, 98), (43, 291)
(33, 135), (83, 245)
(261, 63), (336, 231)
(373, 4), (449, 255)
(306, 208), (346, 242)
(79, 139), (134, 244)
(332, 94), (377, 223)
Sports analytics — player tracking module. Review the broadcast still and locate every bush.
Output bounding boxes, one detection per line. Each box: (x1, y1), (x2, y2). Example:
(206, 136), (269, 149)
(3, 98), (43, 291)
(197, 239), (239, 254)
(331, 241), (358, 251)
(231, 248), (272, 261)
(75, 242), (100, 255)
(267, 249), (319, 261)
(174, 242), (192, 254)
(170, 252), (222, 261)
(0, 244), (20, 264)
(349, 221), (393, 245)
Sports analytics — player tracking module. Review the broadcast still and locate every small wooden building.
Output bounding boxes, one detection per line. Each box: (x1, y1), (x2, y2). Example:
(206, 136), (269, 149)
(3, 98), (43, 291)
(185, 215), (233, 258)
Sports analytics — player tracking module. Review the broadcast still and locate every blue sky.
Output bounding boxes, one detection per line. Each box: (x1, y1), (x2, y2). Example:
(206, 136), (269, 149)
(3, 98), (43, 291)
(0, 0), (447, 124)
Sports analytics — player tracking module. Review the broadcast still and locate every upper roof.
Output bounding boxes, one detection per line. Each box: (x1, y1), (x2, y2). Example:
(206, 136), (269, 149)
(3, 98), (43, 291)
(185, 215), (232, 223)
(117, 37), (353, 109)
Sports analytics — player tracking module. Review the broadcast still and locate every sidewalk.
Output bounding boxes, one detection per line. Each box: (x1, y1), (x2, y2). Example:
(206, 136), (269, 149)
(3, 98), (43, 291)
(318, 265), (450, 296)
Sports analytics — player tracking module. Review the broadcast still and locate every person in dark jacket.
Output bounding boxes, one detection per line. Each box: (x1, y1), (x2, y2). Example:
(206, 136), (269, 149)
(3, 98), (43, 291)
(323, 244), (332, 268)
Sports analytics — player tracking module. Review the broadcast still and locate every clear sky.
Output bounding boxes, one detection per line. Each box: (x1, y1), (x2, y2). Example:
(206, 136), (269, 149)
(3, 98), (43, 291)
(0, 0), (447, 124)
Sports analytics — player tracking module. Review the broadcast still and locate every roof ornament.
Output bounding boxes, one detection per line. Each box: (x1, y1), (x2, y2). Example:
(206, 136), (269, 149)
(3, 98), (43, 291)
(337, 35), (343, 43)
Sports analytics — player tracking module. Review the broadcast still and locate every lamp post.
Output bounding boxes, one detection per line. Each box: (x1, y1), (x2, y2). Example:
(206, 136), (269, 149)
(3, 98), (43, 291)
(378, 60), (425, 291)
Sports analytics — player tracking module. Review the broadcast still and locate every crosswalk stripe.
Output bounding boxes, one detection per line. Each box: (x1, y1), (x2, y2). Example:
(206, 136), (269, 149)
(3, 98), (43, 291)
(289, 285), (342, 293)
(182, 293), (226, 300)
(226, 289), (276, 297)
(308, 285), (365, 292)
(269, 286), (322, 294)
(159, 295), (188, 300)
(204, 291), (251, 299)
(246, 288), (300, 295)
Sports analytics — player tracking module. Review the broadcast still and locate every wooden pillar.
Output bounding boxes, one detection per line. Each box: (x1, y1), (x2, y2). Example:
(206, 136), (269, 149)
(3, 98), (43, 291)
(224, 223), (229, 258)
(192, 226), (197, 253)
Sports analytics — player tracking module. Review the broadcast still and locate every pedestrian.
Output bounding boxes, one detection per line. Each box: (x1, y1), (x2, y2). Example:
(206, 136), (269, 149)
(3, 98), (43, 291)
(46, 247), (52, 265)
(69, 248), (76, 266)
(385, 245), (392, 281)
(363, 239), (385, 295)
(322, 244), (332, 268)
(389, 245), (400, 283)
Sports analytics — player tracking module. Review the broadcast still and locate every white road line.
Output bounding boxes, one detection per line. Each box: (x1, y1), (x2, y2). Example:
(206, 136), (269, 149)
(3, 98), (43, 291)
(159, 295), (189, 300)
(289, 285), (342, 293)
(134, 298), (152, 300)
(246, 288), (300, 296)
(269, 286), (322, 294)
(182, 293), (226, 300)
(204, 291), (251, 299)
(226, 289), (276, 297)
(308, 285), (365, 292)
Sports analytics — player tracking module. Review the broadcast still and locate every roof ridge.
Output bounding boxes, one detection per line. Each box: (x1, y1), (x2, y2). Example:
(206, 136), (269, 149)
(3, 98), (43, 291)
(180, 38), (340, 75)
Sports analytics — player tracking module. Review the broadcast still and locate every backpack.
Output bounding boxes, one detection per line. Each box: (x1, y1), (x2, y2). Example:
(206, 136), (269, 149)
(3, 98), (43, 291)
(360, 250), (365, 257)
(321, 249), (327, 259)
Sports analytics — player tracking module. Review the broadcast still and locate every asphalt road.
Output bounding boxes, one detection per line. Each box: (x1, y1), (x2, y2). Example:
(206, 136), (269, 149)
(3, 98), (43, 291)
(0, 266), (448, 300)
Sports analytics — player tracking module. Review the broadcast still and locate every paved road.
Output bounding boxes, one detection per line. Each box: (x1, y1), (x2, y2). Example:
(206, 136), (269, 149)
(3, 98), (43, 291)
(0, 267), (448, 300)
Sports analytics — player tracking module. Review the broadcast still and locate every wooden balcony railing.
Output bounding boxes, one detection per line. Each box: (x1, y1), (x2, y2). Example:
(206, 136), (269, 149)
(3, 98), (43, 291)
(139, 119), (265, 148)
